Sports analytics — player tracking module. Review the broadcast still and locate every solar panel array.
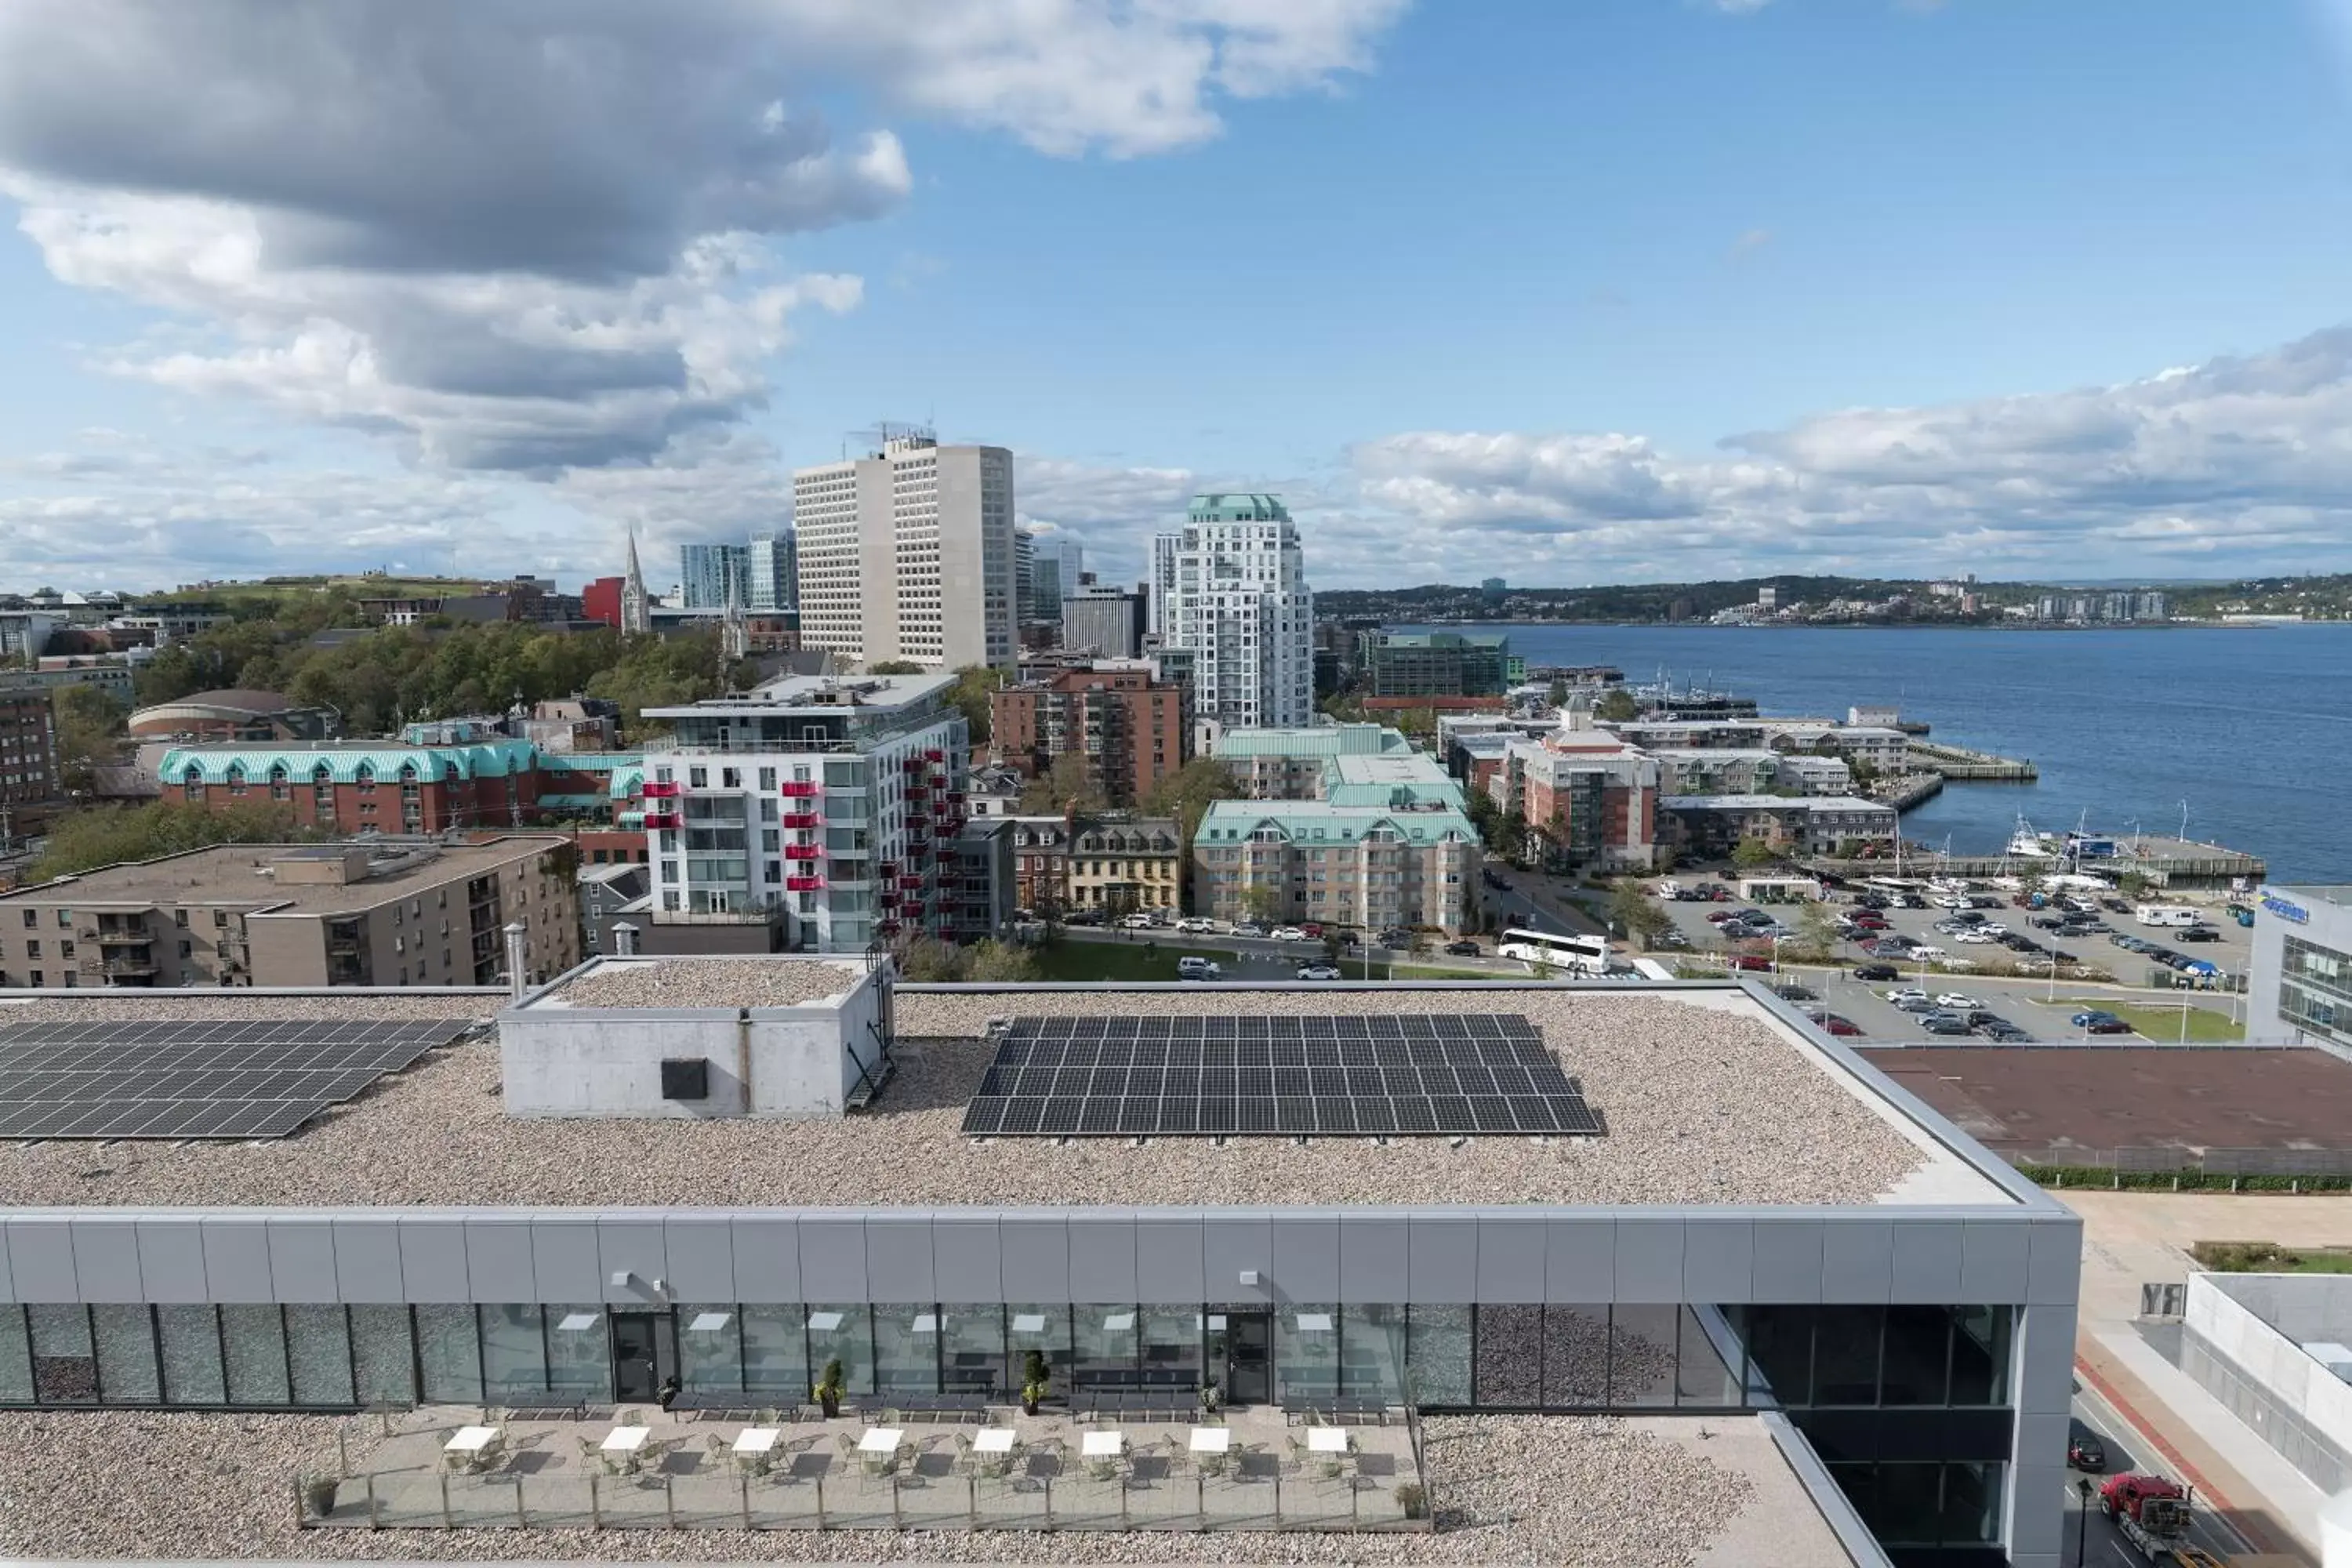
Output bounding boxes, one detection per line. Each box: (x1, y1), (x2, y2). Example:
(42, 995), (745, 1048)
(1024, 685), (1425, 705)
(960, 1014), (1602, 1139)
(0, 1018), (468, 1140)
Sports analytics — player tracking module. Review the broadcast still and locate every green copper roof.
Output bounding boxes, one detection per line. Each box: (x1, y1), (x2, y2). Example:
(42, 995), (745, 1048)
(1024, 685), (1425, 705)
(158, 740), (643, 788)
(1195, 799), (1477, 848)
(1214, 723), (1410, 760)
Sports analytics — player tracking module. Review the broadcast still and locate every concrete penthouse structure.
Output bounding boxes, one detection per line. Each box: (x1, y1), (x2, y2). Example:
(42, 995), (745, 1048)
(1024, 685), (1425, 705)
(1661, 795), (1901, 859)
(793, 431), (1017, 672)
(990, 666), (1189, 808)
(0, 835), (579, 989)
(1490, 725), (1661, 874)
(126, 688), (340, 742)
(1357, 630), (1513, 699)
(1151, 493), (1314, 740)
(2245, 884), (2352, 1050)
(0, 967), (2083, 1566)
(157, 735), (644, 835)
(0, 678), (60, 808)
(639, 672), (971, 953)
(2181, 1270), (2352, 1498)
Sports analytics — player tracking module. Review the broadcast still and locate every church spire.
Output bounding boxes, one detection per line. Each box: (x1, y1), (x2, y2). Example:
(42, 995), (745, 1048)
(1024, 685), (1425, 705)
(620, 526), (651, 635)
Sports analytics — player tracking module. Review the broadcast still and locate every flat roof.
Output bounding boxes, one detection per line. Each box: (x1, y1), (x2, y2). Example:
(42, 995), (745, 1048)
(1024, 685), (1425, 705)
(0, 982), (2010, 1210)
(0, 837), (566, 914)
(1864, 1045), (2352, 1165)
(524, 956), (870, 1010)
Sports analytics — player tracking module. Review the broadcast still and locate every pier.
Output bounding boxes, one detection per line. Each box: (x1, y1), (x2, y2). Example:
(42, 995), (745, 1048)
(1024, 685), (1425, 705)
(1871, 772), (1944, 811)
(1807, 833), (2266, 891)
(1907, 739), (2038, 781)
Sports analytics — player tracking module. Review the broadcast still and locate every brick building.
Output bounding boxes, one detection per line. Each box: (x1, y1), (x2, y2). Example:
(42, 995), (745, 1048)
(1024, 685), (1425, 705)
(1491, 730), (1660, 873)
(157, 739), (644, 836)
(990, 666), (1189, 807)
(0, 836), (579, 989)
(0, 681), (60, 809)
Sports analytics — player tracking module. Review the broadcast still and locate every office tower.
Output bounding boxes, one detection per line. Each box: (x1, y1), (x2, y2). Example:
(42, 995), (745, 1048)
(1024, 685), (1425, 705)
(680, 543), (751, 611)
(1026, 538), (1083, 623)
(1150, 493), (1314, 735)
(748, 532), (797, 612)
(1061, 584), (1145, 659)
(793, 431), (1016, 670)
(1014, 529), (1036, 624)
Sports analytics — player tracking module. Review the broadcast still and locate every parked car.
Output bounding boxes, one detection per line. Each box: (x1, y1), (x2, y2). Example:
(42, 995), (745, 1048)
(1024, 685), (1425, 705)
(2100, 897), (2130, 913)
(2071, 1009), (2132, 1034)
(1934, 993), (1982, 1010)
(1921, 1014), (1972, 1036)
(1299, 923), (1324, 939)
(1064, 909), (1106, 926)
(1817, 1014), (1864, 1037)
(1174, 916), (1217, 934)
(2177, 927), (2222, 943)
(1705, 910), (1737, 924)
(1294, 963), (1343, 981)
(1176, 956), (1221, 981)
(1853, 964), (1900, 982)
(1650, 929), (1690, 949)
(2067, 1434), (2107, 1472)
(1230, 922), (1267, 938)
(1774, 984), (1819, 1002)
(1269, 926), (1308, 942)
(1377, 927), (1414, 947)
(1726, 954), (1773, 971)
(1443, 940), (1482, 956)
(1883, 987), (1931, 1004)
(1120, 913), (1157, 930)
(1976, 1021), (2033, 1041)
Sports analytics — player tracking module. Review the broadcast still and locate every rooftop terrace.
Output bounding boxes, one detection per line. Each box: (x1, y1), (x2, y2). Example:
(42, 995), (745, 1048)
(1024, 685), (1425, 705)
(0, 982), (2009, 1210)
(0, 837), (567, 913)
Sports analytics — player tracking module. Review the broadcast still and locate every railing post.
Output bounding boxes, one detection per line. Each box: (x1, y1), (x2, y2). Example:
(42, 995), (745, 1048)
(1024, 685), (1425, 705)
(438, 1472), (452, 1530)
(1120, 1474), (1129, 1531)
(1196, 1472), (1204, 1530)
(665, 1475), (676, 1530)
(590, 1472), (601, 1531)
(338, 1425), (350, 1479)
(967, 1475), (975, 1528)
(365, 1472), (379, 1529)
(291, 1476), (305, 1530)
(1044, 1475), (1054, 1532)
(815, 1472), (826, 1530)
(514, 1477), (526, 1530)
(740, 1473), (751, 1530)
(891, 1472), (902, 1530)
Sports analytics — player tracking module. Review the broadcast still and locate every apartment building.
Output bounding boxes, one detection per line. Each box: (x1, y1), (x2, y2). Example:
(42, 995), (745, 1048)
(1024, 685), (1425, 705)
(1491, 731), (1661, 873)
(1657, 795), (1900, 858)
(1774, 753), (1857, 796)
(1356, 630), (1513, 699)
(0, 679), (59, 808)
(1003, 813), (1183, 916)
(680, 543), (751, 611)
(1151, 494), (1314, 740)
(0, 837), (579, 989)
(1646, 749), (1781, 797)
(156, 736), (642, 835)
(1759, 723), (1911, 772)
(989, 666), (1189, 807)
(1190, 798), (1480, 934)
(747, 531), (797, 612)
(639, 672), (970, 953)
(793, 433), (1016, 671)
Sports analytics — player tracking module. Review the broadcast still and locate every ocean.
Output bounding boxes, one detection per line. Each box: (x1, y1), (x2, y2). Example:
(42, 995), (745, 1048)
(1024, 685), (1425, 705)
(1403, 623), (2352, 885)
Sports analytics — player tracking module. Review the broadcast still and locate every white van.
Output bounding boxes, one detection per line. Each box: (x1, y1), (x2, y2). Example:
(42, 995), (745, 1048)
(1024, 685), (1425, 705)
(2133, 904), (2199, 928)
(1175, 956), (1221, 981)
(1656, 880), (1683, 901)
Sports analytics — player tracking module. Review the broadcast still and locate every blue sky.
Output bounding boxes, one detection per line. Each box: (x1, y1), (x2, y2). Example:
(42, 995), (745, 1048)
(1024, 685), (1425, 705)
(5, 0), (2352, 593)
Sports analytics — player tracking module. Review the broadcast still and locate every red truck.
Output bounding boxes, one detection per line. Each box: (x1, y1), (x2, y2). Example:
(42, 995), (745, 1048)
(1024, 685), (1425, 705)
(2098, 1473), (2197, 1563)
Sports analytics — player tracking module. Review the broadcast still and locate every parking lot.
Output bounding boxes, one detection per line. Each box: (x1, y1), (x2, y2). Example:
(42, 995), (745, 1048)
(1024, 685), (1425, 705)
(1643, 874), (2255, 1045)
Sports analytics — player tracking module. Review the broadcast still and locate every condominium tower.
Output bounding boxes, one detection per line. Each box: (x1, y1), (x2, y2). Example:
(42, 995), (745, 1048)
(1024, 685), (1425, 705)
(793, 432), (1016, 670)
(1151, 493), (1314, 739)
(747, 532), (797, 612)
(679, 543), (750, 611)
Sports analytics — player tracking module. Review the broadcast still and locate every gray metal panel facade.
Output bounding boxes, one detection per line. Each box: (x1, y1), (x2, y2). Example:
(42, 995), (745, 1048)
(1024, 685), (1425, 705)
(932, 1217), (1004, 1304)
(1612, 1217), (1684, 1302)
(865, 1216), (937, 1302)
(199, 1220), (273, 1305)
(1749, 1218), (1824, 1304)
(1203, 1214), (1272, 1305)
(1544, 1217), (1613, 1301)
(7, 1221), (76, 1302)
(1134, 1216), (1203, 1303)
(1475, 1215), (1547, 1303)
(999, 1215), (1067, 1300)
(797, 1215), (867, 1301)
(728, 1218), (797, 1301)
(1406, 1214), (1477, 1303)
(596, 1220), (668, 1304)
(1339, 1215), (1409, 1302)
(71, 1220), (143, 1303)
(397, 1219), (470, 1302)
(1067, 1214), (1138, 1304)
(663, 1219), (736, 1302)
(1682, 1218), (1755, 1305)
(1271, 1214), (1341, 1302)
(266, 1219), (339, 1304)
(1820, 1215), (1893, 1302)
(136, 1220), (210, 1304)
(332, 1219), (405, 1303)
(464, 1221), (533, 1303)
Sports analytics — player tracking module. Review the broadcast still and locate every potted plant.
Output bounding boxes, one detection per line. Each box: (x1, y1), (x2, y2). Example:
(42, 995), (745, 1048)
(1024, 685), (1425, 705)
(1199, 1379), (1221, 1415)
(813, 1358), (845, 1420)
(1020, 1349), (1051, 1416)
(299, 1471), (339, 1519)
(1394, 1481), (1427, 1519)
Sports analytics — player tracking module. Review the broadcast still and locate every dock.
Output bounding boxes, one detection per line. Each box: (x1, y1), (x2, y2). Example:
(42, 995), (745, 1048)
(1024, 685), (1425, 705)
(1871, 772), (1944, 812)
(1807, 834), (2266, 891)
(1907, 739), (2038, 782)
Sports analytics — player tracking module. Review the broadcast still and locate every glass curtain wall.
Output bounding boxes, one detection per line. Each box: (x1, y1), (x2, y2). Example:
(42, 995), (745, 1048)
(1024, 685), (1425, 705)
(874, 1305), (938, 1395)
(940, 1307), (1004, 1394)
(679, 1306), (743, 1396)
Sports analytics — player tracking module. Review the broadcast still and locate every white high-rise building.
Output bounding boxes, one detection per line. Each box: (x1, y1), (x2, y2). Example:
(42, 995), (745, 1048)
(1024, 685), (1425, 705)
(1152, 493), (1314, 742)
(793, 431), (1015, 670)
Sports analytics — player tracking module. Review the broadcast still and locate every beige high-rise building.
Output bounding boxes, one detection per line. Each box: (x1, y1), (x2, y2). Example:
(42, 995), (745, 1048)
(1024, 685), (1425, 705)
(793, 432), (1016, 671)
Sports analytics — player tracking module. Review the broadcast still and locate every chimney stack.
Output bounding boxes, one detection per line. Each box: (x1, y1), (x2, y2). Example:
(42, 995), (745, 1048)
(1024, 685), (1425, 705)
(503, 921), (528, 1000)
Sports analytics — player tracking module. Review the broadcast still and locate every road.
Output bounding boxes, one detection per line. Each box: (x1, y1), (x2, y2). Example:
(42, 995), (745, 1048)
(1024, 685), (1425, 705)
(2063, 1379), (2252, 1566)
(1054, 924), (1532, 980)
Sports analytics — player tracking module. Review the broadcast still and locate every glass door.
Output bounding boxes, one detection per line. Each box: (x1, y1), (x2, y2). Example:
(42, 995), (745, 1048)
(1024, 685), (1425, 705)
(1221, 1308), (1272, 1406)
(610, 1312), (674, 1403)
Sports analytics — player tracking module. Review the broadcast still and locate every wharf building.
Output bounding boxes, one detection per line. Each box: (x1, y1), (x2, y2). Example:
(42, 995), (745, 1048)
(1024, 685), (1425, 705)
(793, 431), (1017, 672)
(2245, 884), (2352, 1051)
(0, 964), (2083, 1566)
(0, 836), (579, 990)
(1150, 494), (1315, 742)
(639, 672), (975, 953)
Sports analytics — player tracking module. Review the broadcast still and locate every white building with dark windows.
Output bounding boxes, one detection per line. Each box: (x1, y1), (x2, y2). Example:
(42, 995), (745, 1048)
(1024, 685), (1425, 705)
(1151, 493), (1314, 743)
(793, 432), (1016, 672)
(639, 673), (971, 952)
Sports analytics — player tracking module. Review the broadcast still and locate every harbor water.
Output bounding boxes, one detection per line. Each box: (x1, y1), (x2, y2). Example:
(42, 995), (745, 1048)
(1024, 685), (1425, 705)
(1404, 622), (2352, 884)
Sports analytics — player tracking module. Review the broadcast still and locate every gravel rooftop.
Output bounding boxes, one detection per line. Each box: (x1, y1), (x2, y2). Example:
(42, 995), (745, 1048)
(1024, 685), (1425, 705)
(541, 959), (869, 1011)
(0, 985), (1931, 1208)
(0, 1408), (1847, 1566)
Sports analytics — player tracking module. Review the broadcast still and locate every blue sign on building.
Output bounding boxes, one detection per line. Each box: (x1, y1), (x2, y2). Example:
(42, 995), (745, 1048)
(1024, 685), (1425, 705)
(2260, 891), (2310, 925)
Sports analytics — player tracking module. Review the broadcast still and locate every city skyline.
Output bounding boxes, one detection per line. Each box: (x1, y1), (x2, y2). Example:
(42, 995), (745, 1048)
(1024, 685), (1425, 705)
(9, 5), (2352, 592)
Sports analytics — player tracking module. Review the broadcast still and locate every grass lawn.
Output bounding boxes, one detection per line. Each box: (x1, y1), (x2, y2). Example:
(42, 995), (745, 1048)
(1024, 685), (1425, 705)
(1391, 965), (1499, 981)
(1028, 942), (1233, 982)
(2191, 1240), (2352, 1273)
(2059, 998), (2244, 1041)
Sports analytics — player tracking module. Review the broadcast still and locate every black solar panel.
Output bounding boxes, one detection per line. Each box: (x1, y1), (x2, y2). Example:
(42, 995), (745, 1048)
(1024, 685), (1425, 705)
(960, 1014), (1602, 1140)
(0, 1017), (468, 1141)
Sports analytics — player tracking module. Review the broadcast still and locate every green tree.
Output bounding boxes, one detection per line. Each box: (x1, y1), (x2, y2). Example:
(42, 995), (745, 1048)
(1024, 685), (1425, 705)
(1142, 755), (1243, 843)
(50, 684), (127, 794)
(1018, 753), (1107, 815)
(1594, 688), (1639, 723)
(2116, 869), (2151, 899)
(868, 659), (925, 676)
(1730, 835), (1778, 870)
(1791, 900), (1839, 962)
(30, 800), (310, 882)
(1240, 881), (1284, 923)
(949, 665), (1007, 746)
(894, 938), (971, 982)
(1609, 880), (1674, 947)
(966, 939), (1040, 982)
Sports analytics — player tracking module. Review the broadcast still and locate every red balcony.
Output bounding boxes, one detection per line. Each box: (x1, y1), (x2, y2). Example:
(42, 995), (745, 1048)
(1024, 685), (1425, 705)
(898, 874), (927, 891)
(877, 920), (902, 936)
(783, 844), (823, 862)
(944, 790), (967, 804)
(902, 757), (926, 773)
(641, 780), (682, 799)
(779, 780), (821, 799)
(924, 748), (945, 763)
(785, 874), (826, 892)
(643, 811), (682, 831)
(780, 811), (819, 829)
(905, 784), (930, 802)
(877, 861), (899, 878)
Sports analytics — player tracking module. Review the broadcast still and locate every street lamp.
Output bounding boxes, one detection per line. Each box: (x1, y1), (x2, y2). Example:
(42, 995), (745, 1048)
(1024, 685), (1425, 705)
(2075, 1475), (2093, 1566)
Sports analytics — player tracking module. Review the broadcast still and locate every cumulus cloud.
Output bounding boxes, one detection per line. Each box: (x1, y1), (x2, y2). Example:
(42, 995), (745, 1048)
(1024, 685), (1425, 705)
(0, 0), (1405, 483)
(1347, 326), (2352, 580)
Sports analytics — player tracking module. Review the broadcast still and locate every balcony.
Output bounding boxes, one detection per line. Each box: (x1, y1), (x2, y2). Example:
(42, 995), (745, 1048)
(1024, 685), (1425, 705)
(897, 875), (927, 891)
(783, 844), (823, 862)
(944, 790), (967, 804)
(641, 780), (682, 799)
(784, 874), (826, 892)
(905, 785), (930, 802)
(779, 811), (819, 830)
(94, 927), (153, 946)
(924, 748), (945, 763)
(877, 919), (903, 936)
(102, 956), (158, 978)
(779, 781), (821, 799)
(902, 757), (926, 774)
(643, 811), (682, 831)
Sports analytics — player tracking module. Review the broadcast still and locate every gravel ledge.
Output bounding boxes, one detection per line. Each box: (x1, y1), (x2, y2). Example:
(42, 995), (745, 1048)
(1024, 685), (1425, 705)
(0, 1409), (1794, 1566)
